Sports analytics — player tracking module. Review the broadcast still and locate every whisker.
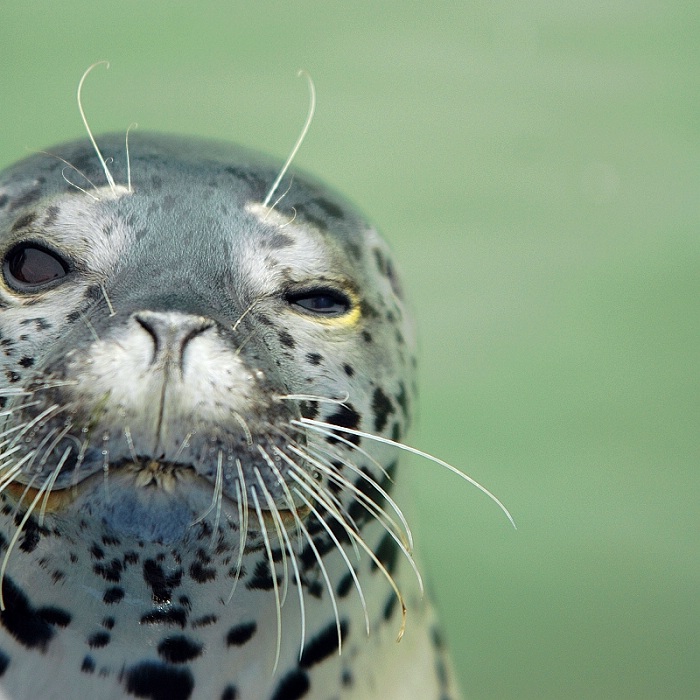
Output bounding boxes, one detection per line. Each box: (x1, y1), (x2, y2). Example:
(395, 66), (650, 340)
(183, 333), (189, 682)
(38, 446), (73, 526)
(77, 61), (117, 195)
(100, 283), (116, 316)
(125, 122), (138, 193)
(289, 443), (412, 552)
(275, 393), (350, 406)
(289, 466), (409, 642)
(79, 311), (100, 343)
(284, 467), (370, 636)
(296, 418), (516, 529)
(250, 485), (283, 674)
(287, 486), (344, 656)
(253, 466), (289, 607)
(259, 456), (307, 660)
(226, 464), (248, 602)
(61, 168), (100, 201)
(123, 427), (139, 463)
(0, 471), (53, 610)
(262, 70), (316, 208)
(233, 412), (253, 447)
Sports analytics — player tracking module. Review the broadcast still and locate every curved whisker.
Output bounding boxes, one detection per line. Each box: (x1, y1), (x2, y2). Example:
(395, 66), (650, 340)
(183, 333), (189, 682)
(226, 464), (248, 602)
(38, 446), (73, 526)
(259, 456), (308, 659)
(0, 470), (53, 610)
(250, 486), (282, 674)
(296, 418), (516, 529)
(254, 463), (289, 607)
(288, 467), (408, 643)
(291, 442), (413, 553)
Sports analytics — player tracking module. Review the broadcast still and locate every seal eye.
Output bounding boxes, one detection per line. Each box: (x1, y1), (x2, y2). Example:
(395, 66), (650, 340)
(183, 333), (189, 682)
(3, 243), (70, 291)
(286, 288), (351, 316)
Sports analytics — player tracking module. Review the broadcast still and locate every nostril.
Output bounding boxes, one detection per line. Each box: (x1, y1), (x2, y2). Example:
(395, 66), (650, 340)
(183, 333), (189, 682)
(133, 311), (214, 364)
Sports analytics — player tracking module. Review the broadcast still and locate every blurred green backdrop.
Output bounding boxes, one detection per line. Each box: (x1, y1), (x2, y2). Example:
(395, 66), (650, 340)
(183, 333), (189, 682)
(1, 2), (698, 698)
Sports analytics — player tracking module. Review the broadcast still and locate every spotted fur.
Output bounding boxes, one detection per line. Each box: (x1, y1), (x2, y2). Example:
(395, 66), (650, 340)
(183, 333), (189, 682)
(0, 131), (463, 699)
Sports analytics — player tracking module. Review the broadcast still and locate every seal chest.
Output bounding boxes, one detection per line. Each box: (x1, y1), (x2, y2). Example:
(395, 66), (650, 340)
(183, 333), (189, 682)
(0, 132), (461, 699)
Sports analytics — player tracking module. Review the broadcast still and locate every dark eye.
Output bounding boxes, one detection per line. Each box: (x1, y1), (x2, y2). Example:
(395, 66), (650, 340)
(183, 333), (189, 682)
(3, 243), (70, 291)
(286, 288), (352, 316)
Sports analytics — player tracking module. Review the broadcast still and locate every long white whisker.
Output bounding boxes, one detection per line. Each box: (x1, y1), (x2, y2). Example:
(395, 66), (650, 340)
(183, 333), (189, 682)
(290, 442), (412, 552)
(259, 457), (307, 660)
(284, 467), (370, 636)
(39, 446), (73, 526)
(77, 61), (116, 194)
(226, 465), (247, 602)
(253, 467), (289, 607)
(289, 467), (409, 642)
(262, 70), (316, 208)
(125, 122), (138, 193)
(288, 490), (343, 655)
(297, 418), (516, 529)
(251, 486), (282, 674)
(0, 471), (53, 610)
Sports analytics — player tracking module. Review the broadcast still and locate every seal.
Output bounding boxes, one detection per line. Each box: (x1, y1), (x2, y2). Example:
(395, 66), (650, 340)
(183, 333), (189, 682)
(0, 67), (509, 699)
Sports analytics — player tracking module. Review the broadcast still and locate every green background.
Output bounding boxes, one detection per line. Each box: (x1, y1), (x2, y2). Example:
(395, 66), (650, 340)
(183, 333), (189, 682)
(1, 2), (698, 697)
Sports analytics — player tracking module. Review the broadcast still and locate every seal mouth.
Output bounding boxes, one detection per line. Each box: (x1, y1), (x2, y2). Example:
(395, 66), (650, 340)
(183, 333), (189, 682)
(4, 459), (310, 529)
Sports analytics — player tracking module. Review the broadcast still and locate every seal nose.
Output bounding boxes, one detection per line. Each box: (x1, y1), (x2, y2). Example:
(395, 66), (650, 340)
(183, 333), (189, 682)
(133, 311), (214, 367)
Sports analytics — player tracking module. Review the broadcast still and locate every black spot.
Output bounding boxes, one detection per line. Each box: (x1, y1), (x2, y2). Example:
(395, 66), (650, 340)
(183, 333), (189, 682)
(140, 607), (187, 628)
(325, 404), (361, 445)
(341, 668), (353, 687)
(36, 607), (71, 627)
(81, 655), (95, 674)
(90, 543), (105, 560)
(87, 631), (110, 648)
(361, 330), (373, 344)
(18, 356), (34, 368)
(226, 622), (256, 647)
(371, 387), (394, 432)
(0, 195), (8, 208)
(279, 330), (295, 349)
(299, 400), (319, 420)
(396, 381), (410, 419)
(94, 558), (123, 583)
(343, 364), (354, 377)
(300, 619), (349, 669)
(383, 592), (398, 621)
(157, 635), (203, 663)
(123, 661), (194, 700)
(143, 559), (182, 603)
(336, 572), (353, 598)
(371, 531), (400, 576)
(103, 586), (125, 604)
(124, 551), (140, 565)
(246, 560), (275, 591)
(191, 614), (217, 628)
(306, 352), (322, 365)
(267, 232), (294, 249)
(102, 617), (115, 630)
(311, 197), (344, 220)
(0, 648), (8, 676)
(10, 211), (37, 232)
(221, 686), (238, 700)
(189, 561), (216, 583)
(0, 576), (54, 650)
(270, 669), (310, 700)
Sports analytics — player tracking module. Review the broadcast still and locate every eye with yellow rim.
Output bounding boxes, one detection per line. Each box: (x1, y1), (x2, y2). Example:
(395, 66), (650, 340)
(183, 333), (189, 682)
(285, 286), (353, 318)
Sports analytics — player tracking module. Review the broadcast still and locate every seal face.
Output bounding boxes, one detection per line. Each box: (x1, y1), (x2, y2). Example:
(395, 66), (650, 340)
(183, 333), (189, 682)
(0, 134), (458, 699)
